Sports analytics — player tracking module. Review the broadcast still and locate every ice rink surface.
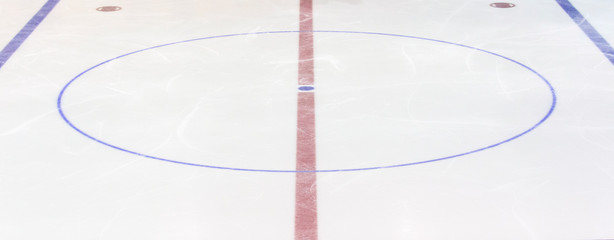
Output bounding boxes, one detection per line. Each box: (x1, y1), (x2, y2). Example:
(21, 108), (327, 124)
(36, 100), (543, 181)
(1, 0), (613, 239)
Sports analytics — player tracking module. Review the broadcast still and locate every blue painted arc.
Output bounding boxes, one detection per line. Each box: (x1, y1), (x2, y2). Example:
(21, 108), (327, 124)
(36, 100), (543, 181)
(57, 30), (557, 173)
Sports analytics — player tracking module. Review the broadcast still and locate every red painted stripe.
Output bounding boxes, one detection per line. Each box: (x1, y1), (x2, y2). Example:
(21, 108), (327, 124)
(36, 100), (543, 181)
(296, 0), (317, 239)
(296, 92), (317, 240)
(299, 0), (314, 85)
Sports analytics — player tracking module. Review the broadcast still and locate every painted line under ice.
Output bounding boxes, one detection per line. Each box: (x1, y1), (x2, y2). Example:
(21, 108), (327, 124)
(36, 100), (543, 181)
(0, 0), (60, 70)
(556, 0), (614, 65)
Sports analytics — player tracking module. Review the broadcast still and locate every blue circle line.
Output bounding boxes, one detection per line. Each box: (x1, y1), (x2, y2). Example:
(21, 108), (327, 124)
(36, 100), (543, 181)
(57, 30), (557, 173)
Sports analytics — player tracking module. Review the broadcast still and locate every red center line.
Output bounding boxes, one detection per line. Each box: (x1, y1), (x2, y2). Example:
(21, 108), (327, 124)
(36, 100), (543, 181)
(295, 0), (317, 239)
(298, 0), (314, 86)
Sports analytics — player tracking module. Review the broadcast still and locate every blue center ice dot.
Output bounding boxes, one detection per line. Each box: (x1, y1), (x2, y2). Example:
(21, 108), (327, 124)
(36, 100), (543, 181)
(298, 86), (315, 91)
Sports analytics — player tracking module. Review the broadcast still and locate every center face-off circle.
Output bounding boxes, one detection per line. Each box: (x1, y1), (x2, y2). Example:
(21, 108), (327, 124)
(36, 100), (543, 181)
(57, 30), (556, 173)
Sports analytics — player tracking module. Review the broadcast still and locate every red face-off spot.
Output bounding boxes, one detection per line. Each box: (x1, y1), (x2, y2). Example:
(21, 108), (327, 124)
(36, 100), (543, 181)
(96, 6), (122, 12)
(490, 2), (516, 8)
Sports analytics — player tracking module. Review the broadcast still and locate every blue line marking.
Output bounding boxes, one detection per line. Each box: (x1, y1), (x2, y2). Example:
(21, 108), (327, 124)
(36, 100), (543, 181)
(0, 0), (60, 70)
(555, 0), (614, 65)
(58, 30), (557, 173)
